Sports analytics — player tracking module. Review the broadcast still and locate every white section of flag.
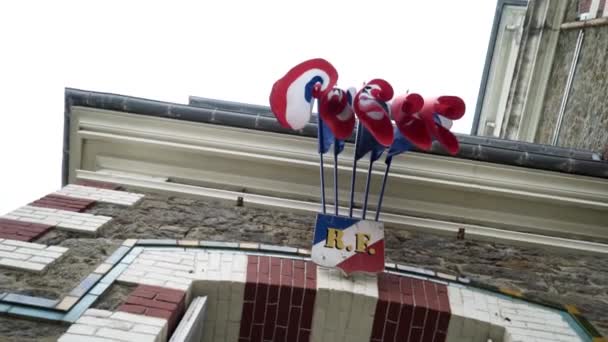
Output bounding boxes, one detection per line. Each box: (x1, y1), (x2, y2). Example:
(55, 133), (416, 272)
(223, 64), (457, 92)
(311, 220), (383, 268)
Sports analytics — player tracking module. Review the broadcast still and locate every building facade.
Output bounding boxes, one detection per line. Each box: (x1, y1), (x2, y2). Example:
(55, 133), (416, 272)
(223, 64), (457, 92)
(473, 0), (608, 155)
(0, 89), (606, 341)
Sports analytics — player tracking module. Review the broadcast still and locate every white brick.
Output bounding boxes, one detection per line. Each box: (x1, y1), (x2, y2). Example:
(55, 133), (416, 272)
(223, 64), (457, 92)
(16, 248), (62, 258)
(67, 324), (99, 335)
(28, 256), (55, 264)
(58, 334), (119, 342)
(0, 250), (30, 260)
(85, 309), (114, 318)
(110, 312), (167, 327)
(78, 317), (133, 330)
(2, 240), (47, 249)
(56, 185), (144, 206)
(5, 206), (111, 234)
(0, 258), (46, 271)
(96, 327), (156, 342)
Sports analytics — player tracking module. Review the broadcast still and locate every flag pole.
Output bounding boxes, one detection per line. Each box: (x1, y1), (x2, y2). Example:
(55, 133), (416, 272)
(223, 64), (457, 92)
(333, 139), (339, 215)
(318, 117), (327, 214)
(375, 156), (392, 221)
(361, 152), (374, 220)
(348, 123), (361, 217)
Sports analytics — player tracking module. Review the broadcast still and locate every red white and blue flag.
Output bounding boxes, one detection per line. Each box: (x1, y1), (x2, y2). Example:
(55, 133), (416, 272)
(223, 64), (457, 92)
(311, 213), (385, 275)
(269, 58), (338, 130)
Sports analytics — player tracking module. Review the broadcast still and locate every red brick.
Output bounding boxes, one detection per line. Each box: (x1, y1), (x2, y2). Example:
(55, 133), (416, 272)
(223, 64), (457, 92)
(263, 303), (277, 340)
(293, 264), (305, 285)
(117, 304), (146, 315)
(75, 180), (121, 190)
(388, 302), (400, 323)
(305, 261), (316, 280)
(244, 282), (257, 302)
(0, 233), (29, 241)
(298, 329), (310, 342)
(270, 264), (281, 286)
(410, 327), (424, 341)
(268, 284), (280, 304)
(131, 289), (157, 299)
(145, 307), (173, 320)
(286, 306), (301, 341)
(248, 255), (259, 265)
(433, 331), (447, 342)
(251, 323), (263, 342)
(300, 289), (315, 330)
(253, 284), (268, 324)
(30, 194), (94, 213)
(259, 256), (270, 277)
(239, 302), (255, 338)
(125, 296), (178, 311)
(276, 287), (291, 326)
(274, 326), (287, 341)
(412, 306), (427, 328)
(396, 304), (414, 341)
(436, 312), (450, 332)
(0, 218), (53, 242)
(371, 300), (388, 339)
(156, 292), (184, 304)
(384, 321), (397, 341)
(422, 309), (439, 342)
(281, 259), (293, 277)
(291, 287), (303, 306)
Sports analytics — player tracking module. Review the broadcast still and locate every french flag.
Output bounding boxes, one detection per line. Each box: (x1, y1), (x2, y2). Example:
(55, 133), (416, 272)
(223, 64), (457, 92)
(311, 214), (385, 275)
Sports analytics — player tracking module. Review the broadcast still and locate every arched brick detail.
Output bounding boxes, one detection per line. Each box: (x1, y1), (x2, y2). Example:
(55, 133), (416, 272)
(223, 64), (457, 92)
(0, 218), (53, 241)
(112, 247), (590, 342)
(30, 194), (95, 212)
(118, 284), (186, 337)
(239, 256), (317, 342)
(371, 273), (450, 342)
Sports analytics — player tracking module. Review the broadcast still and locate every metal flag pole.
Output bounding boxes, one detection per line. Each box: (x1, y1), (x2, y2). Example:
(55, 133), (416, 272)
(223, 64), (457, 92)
(348, 122), (362, 217)
(333, 139), (339, 215)
(375, 156), (392, 221)
(318, 117), (327, 214)
(361, 152), (374, 220)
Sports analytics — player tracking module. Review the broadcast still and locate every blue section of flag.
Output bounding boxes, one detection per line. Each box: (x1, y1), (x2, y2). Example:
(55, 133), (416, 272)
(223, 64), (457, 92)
(305, 76), (324, 102)
(354, 124), (385, 162)
(387, 127), (413, 159)
(318, 117), (345, 155)
(313, 213), (360, 245)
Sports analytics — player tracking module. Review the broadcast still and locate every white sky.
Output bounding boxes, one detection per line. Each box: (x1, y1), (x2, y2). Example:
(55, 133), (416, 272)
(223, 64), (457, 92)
(0, 0), (497, 214)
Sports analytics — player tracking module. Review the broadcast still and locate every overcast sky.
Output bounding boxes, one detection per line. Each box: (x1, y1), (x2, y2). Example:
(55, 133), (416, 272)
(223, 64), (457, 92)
(0, 0), (497, 214)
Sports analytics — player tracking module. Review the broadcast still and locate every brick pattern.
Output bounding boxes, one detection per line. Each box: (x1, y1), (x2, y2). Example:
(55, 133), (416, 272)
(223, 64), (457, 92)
(2, 205), (112, 234)
(58, 308), (167, 342)
(118, 285), (186, 337)
(239, 256), (316, 342)
(0, 218), (53, 241)
(56, 184), (144, 206)
(110, 247), (591, 342)
(195, 251), (247, 342)
(76, 179), (122, 190)
(312, 267), (378, 342)
(370, 273), (450, 342)
(117, 249), (248, 341)
(118, 250), (197, 291)
(30, 194), (95, 212)
(446, 285), (585, 342)
(0, 239), (68, 272)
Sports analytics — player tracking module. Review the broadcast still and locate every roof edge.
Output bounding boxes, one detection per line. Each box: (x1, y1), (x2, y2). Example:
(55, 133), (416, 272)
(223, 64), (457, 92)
(63, 88), (607, 181)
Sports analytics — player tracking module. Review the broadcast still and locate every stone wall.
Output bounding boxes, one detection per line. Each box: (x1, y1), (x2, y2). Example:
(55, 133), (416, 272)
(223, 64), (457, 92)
(536, 0), (608, 152)
(1, 186), (607, 340)
(83, 188), (607, 335)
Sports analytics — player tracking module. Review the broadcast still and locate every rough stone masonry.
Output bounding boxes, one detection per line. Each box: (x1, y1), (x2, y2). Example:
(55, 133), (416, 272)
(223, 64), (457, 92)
(1, 187), (607, 340)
